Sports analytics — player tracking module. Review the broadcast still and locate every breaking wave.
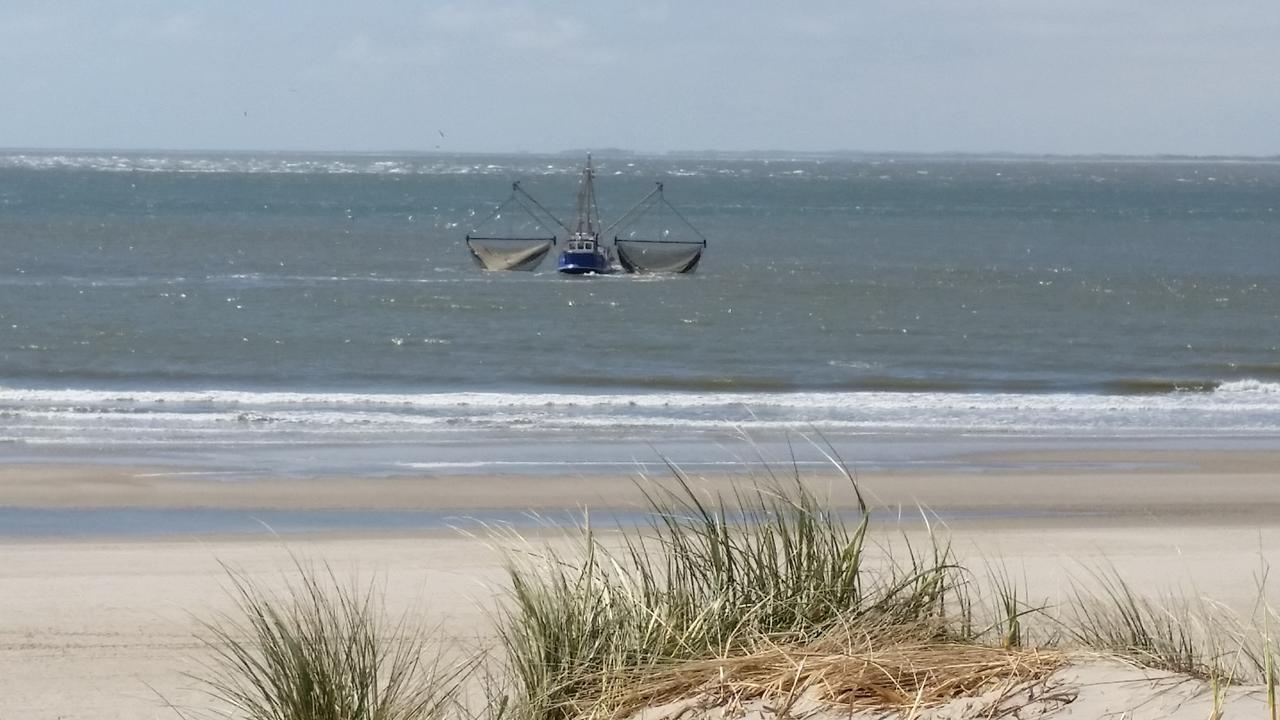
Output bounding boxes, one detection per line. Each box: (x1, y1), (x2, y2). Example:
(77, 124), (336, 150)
(1, 380), (1279, 448)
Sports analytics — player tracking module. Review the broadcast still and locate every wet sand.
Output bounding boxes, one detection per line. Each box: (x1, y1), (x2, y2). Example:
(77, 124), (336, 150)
(3, 448), (1280, 519)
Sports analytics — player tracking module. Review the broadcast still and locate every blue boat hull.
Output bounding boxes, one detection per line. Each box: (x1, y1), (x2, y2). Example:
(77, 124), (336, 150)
(557, 249), (612, 274)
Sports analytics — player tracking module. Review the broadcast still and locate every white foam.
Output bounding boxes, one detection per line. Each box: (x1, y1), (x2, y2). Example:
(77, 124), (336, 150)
(0, 385), (1258, 412)
(1216, 380), (1280, 394)
(2, 381), (1279, 448)
(0, 383), (1275, 412)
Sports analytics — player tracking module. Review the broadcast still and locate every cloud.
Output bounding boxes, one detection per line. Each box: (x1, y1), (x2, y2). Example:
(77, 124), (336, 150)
(1, 0), (1277, 153)
(422, 3), (595, 56)
(112, 10), (203, 42)
(503, 17), (586, 52)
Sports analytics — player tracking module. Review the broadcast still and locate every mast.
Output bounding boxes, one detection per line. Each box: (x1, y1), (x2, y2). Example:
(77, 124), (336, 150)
(574, 153), (600, 237)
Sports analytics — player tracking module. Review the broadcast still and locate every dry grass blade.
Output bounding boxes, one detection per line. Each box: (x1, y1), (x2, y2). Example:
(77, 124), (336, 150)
(600, 635), (1065, 718)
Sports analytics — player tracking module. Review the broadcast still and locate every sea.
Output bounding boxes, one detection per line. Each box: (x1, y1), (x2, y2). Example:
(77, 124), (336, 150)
(2, 150), (1278, 480)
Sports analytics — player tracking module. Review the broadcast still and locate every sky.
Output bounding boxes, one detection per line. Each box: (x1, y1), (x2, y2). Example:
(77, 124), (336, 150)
(1, 1), (1278, 156)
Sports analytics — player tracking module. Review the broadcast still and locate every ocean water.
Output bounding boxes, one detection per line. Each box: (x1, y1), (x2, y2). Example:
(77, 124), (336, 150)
(1, 150), (1278, 475)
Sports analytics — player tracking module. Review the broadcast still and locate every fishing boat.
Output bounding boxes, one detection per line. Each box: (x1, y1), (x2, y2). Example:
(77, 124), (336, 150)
(465, 154), (706, 275)
(556, 154), (613, 274)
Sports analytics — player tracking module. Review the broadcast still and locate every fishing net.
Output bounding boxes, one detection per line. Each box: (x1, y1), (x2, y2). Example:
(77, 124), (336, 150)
(615, 240), (705, 273)
(466, 237), (555, 271)
(464, 182), (565, 271)
(607, 182), (707, 274)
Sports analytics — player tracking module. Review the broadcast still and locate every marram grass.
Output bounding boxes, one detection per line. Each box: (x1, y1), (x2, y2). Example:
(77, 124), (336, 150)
(489, 465), (1046, 720)
(192, 562), (462, 720)
(187, 461), (1280, 720)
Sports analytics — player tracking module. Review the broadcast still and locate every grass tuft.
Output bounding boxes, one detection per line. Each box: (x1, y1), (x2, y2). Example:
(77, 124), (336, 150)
(491, 465), (1055, 720)
(1064, 564), (1251, 682)
(185, 460), (1280, 720)
(192, 561), (461, 720)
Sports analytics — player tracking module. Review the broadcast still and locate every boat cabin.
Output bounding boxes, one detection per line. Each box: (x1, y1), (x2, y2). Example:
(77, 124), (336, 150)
(566, 234), (599, 252)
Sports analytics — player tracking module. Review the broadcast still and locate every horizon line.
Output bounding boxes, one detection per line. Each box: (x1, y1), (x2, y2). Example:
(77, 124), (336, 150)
(3, 145), (1280, 161)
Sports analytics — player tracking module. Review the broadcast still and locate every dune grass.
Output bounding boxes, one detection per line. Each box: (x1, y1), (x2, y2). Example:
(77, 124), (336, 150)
(191, 562), (462, 720)
(488, 465), (1059, 720)
(1063, 562), (1280, 694)
(1064, 565), (1238, 680)
(187, 463), (1280, 720)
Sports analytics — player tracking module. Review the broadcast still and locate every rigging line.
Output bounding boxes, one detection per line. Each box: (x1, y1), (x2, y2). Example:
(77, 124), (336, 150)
(660, 193), (709, 246)
(470, 185), (550, 236)
(469, 192), (514, 232)
(470, 183), (562, 244)
(603, 183), (663, 236)
(511, 198), (559, 244)
(513, 194), (550, 227)
(512, 181), (571, 233)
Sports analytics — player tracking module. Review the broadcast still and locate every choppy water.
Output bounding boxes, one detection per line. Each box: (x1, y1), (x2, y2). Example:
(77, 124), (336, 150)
(1, 151), (1278, 470)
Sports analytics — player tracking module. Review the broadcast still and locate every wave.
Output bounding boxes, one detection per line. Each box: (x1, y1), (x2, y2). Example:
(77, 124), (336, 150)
(2, 379), (1280, 409)
(540, 375), (801, 393)
(1217, 379), (1280, 394)
(549, 374), (1059, 394)
(1, 379), (1279, 445)
(1098, 378), (1222, 395)
(2, 372), (1271, 399)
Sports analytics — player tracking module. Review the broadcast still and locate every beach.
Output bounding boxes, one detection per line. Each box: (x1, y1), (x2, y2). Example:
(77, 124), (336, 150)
(2, 152), (1278, 717)
(4, 447), (1280, 719)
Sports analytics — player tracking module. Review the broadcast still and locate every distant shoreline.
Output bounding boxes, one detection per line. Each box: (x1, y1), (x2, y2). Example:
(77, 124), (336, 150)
(4, 146), (1280, 162)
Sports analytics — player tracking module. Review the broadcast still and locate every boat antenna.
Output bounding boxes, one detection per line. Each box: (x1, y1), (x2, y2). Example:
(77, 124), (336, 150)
(574, 153), (601, 237)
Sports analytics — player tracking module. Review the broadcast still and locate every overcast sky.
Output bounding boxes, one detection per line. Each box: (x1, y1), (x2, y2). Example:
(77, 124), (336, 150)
(2, 1), (1277, 155)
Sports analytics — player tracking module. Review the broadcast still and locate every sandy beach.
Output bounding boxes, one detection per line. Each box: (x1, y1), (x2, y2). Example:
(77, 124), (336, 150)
(3, 448), (1280, 719)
